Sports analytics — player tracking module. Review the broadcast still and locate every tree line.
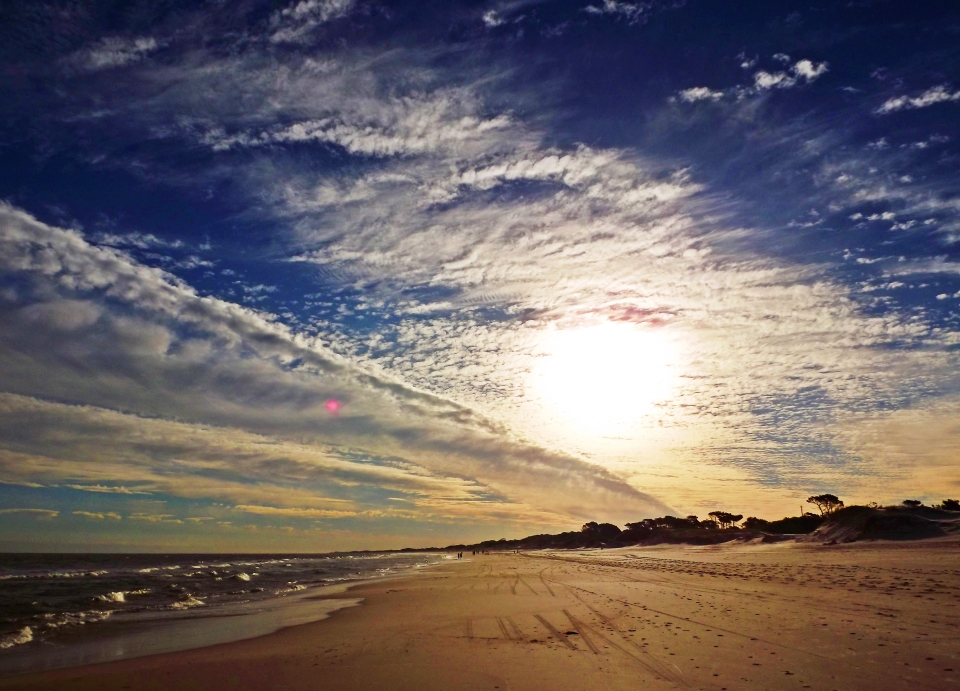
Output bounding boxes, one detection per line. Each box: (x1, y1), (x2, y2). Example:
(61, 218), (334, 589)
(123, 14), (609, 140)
(435, 495), (960, 553)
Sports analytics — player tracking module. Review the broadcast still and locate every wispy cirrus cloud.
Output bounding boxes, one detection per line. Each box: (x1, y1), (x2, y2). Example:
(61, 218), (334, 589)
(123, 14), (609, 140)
(234, 504), (359, 519)
(0, 508), (58, 518)
(200, 94), (513, 158)
(65, 484), (152, 495)
(876, 85), (960, 114)
(583, 1), (650, 25)
(69, 37), (159, 71)
(269, 0), (356, 44)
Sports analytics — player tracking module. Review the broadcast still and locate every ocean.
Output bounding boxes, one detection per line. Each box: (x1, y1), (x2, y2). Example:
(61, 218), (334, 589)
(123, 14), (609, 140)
(0, 552), (443, 675)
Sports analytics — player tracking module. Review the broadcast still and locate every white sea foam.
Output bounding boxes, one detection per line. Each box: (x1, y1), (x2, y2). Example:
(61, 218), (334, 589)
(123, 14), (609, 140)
(40, 610), (112, 629)
(233, 573), (251, 582)
(167, 596), (205, 610)
(0, 627), (33, 649)
(276, 584), (307, 594)
(6, 569), (111, 579)
(95, 591), (126, 603)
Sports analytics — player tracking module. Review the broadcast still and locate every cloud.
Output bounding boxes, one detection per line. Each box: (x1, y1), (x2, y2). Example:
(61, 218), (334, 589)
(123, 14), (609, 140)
(677, 87), (725, 103)
(73, 37), (159, 71)
(117, 44), (953, 516)
(0, 480), (44, 488)
(0, 508), (58, 518)
(269, 0), (356, 44)
(791, 59), (829, 81)
(201, 98), (513, 159)
(674, 58), (828, 103)
(482, 10), (505, 28)
(65, 484), (152, 495)
(753, 59), (829, 91)
(93, 232), (185, 250)
(130, 513), (182, 523)
(883, 258), (960, 277)
(3, 13), (958, 533)
(877, 85), (960, 114)
(583, 1), (650, 24)
(234, 504), (357, 518)
(72, 510), (122, 520)
(19, 300), (101, 332)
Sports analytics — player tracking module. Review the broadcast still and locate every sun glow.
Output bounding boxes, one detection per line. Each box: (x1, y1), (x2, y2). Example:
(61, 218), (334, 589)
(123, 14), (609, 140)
(530, 322), (680, 436)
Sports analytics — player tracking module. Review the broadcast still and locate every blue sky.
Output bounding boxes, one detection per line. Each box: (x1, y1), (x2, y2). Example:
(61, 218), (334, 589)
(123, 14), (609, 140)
(1, 0), (959, 551)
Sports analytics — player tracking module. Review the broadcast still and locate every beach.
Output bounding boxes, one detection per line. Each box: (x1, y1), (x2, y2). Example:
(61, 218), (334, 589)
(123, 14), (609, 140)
(2, 541), (959, 691)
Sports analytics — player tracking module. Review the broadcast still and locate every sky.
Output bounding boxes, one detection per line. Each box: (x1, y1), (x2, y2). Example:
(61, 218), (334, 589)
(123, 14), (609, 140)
(1, 0), (959, 552)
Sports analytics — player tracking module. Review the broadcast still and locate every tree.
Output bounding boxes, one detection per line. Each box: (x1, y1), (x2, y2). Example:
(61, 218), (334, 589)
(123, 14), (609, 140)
(581, 521), (600, 534)
(902, 499), (922, 508)
(939, 499), (960, 511)
(708, 511), (743, 529)
(743, 517), (771, 531)
(806, 494), (844, 515)
(597, 523), (622, 540)
(624, 519), (656, 532)
(655, 515), (697, 530)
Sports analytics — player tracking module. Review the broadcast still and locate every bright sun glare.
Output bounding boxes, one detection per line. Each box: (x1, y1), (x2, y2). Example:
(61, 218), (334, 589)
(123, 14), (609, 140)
(530, 322), (679, 436)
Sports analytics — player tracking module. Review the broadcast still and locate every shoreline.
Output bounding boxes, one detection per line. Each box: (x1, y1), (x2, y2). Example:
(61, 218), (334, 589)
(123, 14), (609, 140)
(0, 557), (446, 678)
(2, 542), (958, 691)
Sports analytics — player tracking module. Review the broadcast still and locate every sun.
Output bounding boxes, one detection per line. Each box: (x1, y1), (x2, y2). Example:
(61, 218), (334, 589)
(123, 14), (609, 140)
(529, 322), (679, 436)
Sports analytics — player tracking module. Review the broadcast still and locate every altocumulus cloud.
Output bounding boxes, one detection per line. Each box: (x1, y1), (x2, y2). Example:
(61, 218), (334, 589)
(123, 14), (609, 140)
(0, 205), (670, 526)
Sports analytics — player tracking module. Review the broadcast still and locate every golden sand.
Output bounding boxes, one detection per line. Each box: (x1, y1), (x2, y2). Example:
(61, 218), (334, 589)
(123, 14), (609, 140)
(3, 540), (959, 691)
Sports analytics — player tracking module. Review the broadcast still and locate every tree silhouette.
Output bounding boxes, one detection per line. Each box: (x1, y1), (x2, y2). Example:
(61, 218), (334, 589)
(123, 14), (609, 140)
(902, 499), (921, 508)
(941, 499), (960, 511)
(708, 511), (743, 529)
(743, 516), (770, 530)
(597, 523), (622, 540)
(806, 494), (843, 515)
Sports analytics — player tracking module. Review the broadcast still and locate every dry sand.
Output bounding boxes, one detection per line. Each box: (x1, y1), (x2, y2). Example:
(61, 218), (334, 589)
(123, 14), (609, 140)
(3, 539), (959, 691)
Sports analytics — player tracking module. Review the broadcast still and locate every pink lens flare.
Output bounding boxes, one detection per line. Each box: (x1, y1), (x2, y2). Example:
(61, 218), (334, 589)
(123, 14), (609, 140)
(325, 399), (341, 412)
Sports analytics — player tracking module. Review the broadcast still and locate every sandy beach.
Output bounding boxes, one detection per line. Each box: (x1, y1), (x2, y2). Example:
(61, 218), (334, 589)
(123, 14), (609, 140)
(3, 541), (959, 691)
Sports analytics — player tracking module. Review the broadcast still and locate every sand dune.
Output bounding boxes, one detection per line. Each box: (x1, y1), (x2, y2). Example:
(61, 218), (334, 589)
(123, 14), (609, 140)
(808, 506), (960, 544)
(2, 540), (959, 691)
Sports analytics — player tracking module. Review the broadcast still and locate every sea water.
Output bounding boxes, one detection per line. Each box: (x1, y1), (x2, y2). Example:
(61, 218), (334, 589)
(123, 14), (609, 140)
(0, 552), (440, 675)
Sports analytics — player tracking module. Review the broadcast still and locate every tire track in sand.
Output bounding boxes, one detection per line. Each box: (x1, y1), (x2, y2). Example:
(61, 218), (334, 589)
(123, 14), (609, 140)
(539, 568), (556, 597)
(533, 614), (577, 650)
(563, 609), (688, 687)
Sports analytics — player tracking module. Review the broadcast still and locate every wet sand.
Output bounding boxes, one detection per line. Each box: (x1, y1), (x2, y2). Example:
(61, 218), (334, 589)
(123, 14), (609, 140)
(3, 540), (959, 691)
